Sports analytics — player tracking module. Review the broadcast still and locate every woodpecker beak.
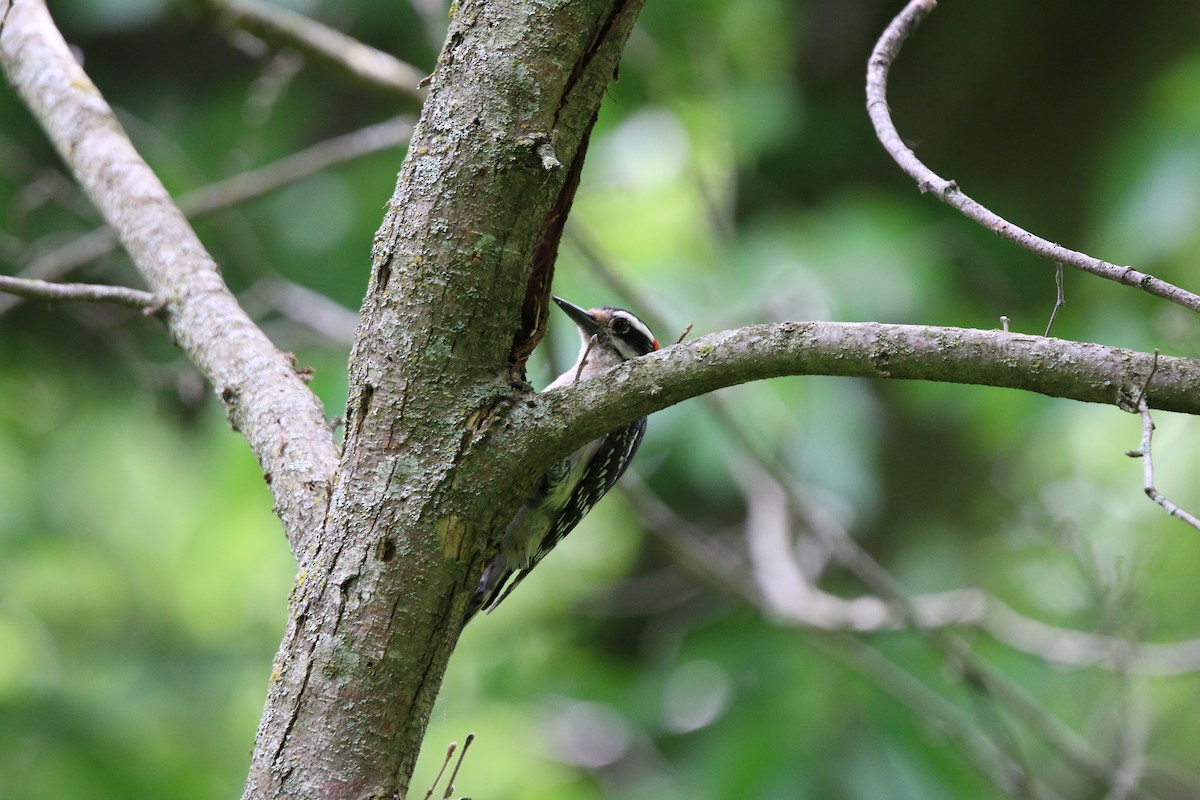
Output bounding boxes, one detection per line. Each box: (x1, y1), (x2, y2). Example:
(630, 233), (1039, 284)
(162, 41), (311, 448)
(552, 296), (603, 337)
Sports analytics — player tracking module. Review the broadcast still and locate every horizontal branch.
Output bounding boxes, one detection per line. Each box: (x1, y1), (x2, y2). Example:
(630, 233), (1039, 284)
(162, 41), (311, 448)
(983, 598), (1200, 677)
(866, 0), (1200, 314)
(0, 274), (156, 309)
(503, 321), (1200, 468)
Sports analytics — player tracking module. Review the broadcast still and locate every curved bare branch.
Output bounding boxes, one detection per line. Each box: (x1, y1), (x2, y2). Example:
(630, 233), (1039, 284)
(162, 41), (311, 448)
(866, 0), (1200, 314)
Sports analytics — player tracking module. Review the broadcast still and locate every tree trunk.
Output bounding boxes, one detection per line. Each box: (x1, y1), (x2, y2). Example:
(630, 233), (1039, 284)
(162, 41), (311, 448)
(241, 2), (647, 797)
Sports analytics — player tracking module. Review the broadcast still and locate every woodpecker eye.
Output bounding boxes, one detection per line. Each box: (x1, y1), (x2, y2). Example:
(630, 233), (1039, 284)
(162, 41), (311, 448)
(612, 317), (631, 335)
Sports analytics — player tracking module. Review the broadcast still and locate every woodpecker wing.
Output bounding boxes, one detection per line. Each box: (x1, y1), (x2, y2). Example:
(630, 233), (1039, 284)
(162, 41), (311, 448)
(481, 417), (647, 614)
(539, 417), (647, 558)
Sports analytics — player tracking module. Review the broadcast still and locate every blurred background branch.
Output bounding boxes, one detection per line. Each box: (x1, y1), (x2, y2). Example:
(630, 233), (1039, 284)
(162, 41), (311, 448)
(199, 0), (428, 103)
(1, 116), (414, 315)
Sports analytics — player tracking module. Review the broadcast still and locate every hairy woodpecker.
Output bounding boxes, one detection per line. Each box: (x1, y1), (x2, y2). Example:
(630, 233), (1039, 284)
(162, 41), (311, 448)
(469, 296), (660, 619)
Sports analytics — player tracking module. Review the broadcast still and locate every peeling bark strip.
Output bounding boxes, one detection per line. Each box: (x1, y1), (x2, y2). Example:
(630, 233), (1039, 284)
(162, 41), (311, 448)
(514, 120), (595, 376)
(511, 0), (643, 371)
(242, 2), (648, 798)
(511, 0), (641, 376)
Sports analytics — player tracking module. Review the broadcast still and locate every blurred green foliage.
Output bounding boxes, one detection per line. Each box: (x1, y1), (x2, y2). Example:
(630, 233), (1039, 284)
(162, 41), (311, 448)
(4, 0), (1200, 798)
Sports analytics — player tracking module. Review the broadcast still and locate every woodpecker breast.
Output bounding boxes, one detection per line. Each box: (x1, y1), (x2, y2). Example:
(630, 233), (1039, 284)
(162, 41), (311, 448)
(468, 297), (661, 620)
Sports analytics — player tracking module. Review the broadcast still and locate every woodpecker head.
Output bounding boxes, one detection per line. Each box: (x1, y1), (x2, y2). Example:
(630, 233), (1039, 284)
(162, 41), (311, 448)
(553, 296), (660, 363)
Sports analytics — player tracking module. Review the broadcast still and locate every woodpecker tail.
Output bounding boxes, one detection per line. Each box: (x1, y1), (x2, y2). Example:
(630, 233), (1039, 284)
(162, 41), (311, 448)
(466, 557), (510, 622)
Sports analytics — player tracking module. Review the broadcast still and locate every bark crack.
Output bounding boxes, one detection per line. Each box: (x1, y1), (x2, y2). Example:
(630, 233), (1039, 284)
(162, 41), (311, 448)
(559, 0), (635, 114)
(272, 636), (318, 778)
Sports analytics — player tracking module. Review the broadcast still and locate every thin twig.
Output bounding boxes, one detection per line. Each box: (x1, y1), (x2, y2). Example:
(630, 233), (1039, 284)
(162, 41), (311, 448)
(1044, 262), (1065, 337)
(620, 474), (763, 603)
(574, 334), (597, 383)
(823, 635), (1067, 800)
(245, 276), (359, 344)
(1132, 348), (1160, 411)
(565, 226), (671, 326)
(441, 731), (474, 799)
(866, 0), (1200, 314)
(2, 228), (118, 295)
(963, 688), (1042, 799)
(422, 741), (457, 800)
(242, 48), (303, 126)
(0, 274), (157, 309)
(178, 117), (412, 219)
(1128, 397), (1200, 532)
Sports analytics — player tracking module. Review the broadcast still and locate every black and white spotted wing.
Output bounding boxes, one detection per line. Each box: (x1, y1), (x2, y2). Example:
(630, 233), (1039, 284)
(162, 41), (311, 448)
(540, 418), (647, 558)
(482, 417), (647, 613)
